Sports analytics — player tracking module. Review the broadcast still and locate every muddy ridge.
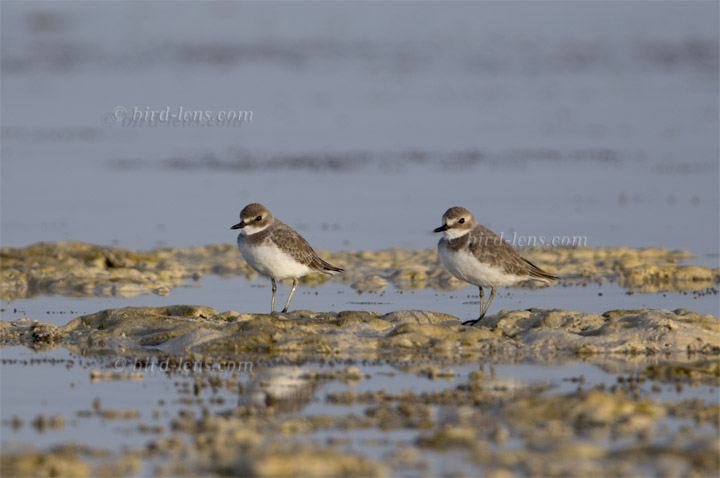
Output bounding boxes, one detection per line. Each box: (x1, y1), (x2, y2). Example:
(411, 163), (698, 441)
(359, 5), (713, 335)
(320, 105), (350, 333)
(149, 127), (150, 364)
(2, 305), (718, 359)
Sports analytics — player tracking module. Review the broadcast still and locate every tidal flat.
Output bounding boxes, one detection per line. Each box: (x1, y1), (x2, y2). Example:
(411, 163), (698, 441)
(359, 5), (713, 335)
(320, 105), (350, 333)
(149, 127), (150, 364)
(1, 242), (718, 477)
(3, 1), (718, 475)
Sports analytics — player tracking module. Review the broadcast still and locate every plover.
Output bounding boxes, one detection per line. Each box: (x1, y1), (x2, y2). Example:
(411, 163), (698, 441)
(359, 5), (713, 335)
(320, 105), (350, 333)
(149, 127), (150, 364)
(434, 206), (558, 326)
(231, 203), (343, 313)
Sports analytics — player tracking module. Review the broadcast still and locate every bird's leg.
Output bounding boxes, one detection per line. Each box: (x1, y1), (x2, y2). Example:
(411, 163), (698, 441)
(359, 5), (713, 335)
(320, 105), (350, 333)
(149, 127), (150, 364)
(462, 286), (485, 326)
(480, 287), (496, 318)
(463, 287), (497, 326)
(270, 278), (277, 313)
(478, 286), (485, 318)
(282, 278), (298, 313)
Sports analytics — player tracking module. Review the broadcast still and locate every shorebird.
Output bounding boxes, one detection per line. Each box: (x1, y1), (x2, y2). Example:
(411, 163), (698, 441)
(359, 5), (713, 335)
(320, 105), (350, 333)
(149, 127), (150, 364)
(231, 203), (343, 313)
(434, 206), (558, 326)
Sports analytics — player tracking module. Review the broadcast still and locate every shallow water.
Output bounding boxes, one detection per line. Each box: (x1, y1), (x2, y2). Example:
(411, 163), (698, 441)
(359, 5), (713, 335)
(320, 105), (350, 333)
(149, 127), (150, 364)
(3, 276), (719, 327)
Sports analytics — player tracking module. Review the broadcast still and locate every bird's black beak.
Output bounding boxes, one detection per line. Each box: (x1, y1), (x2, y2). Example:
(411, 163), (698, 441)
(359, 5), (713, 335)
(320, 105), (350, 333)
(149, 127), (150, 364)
(231, 221), (245, 230)
(433, 224), (448, 233)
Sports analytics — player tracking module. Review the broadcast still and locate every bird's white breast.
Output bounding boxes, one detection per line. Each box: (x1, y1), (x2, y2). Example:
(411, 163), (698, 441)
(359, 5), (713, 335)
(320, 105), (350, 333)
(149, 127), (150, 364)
(438, 242), (524, 288)
(237, 237), (312, 280)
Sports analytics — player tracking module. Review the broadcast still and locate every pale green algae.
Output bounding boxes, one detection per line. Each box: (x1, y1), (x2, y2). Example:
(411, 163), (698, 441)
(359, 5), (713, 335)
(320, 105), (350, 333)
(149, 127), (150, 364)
(1, 242), (718, 299)
(2, 305), (718, 358)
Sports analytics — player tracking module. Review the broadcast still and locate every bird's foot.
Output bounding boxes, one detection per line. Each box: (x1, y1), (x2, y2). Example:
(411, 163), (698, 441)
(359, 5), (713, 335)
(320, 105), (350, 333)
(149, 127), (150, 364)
(462, 316), (485, 326)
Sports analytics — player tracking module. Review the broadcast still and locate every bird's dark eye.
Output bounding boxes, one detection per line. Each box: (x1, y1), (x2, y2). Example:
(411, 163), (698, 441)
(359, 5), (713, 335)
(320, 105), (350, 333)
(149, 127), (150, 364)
(458, 218), (465, 224)
(255, 216), (262, 221)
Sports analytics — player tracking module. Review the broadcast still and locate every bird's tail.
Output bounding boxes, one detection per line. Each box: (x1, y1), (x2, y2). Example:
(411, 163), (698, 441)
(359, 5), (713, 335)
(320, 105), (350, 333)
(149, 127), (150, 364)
(319, 258), (344, 275)
(524, 258), (559, 283)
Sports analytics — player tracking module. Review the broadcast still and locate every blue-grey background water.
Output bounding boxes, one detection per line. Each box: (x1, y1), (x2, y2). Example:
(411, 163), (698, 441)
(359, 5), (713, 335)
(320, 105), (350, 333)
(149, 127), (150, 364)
(1, 1), (719, 474)
(2, 1), (718, 256)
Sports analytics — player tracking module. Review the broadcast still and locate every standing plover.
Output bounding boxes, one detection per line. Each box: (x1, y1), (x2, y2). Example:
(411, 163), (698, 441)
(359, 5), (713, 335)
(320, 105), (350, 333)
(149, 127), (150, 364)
(231, 203), (343, 313)
(434, 206), (558, 326)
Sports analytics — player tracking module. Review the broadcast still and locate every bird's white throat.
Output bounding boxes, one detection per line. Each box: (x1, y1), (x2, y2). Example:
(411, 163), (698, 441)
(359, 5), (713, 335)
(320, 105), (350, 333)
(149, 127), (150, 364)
(443, 227), (471, 240)
(240, 222), (271, 235)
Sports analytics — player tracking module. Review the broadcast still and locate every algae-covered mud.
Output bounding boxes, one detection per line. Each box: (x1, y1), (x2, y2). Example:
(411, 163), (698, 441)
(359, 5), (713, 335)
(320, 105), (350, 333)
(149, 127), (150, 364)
(2, 242), (718, 300)
(2, 305), (719, 358)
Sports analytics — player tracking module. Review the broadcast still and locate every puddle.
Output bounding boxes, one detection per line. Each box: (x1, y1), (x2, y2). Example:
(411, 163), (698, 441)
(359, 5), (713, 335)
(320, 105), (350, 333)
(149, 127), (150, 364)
(3, 275), (718, 328)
